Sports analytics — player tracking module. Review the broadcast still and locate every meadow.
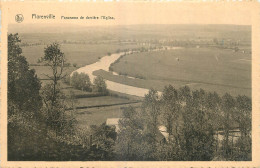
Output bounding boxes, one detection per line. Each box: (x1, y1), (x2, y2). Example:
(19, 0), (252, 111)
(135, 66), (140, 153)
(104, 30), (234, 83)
(108, 47), (251, 97)
(75, 96), (137, 108)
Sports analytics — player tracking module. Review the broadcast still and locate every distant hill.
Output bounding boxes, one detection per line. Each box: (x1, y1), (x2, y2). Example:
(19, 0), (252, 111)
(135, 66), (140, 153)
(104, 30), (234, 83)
(8, 24), (251, 44)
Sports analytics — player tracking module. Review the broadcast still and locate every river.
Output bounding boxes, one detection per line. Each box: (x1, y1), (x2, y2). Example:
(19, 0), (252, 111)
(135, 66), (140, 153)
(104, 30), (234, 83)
(71, 47), (181, 97)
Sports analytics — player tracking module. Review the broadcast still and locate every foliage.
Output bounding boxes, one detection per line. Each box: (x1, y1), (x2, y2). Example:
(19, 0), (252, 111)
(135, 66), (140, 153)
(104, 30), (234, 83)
(115, 106), (155, 160)
(41, 84), (76, 135)
(88, 124), (117, 160)
(8, 33), (42, 118)
(234, 95), (251, 137)
(93, 75), (108, 94)
(161, 85), (181, 136)
(116, 85), (251, 161)
(40, 43), (77, 135)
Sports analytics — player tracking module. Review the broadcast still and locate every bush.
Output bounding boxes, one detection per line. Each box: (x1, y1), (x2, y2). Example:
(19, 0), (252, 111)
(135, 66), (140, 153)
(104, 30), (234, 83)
(70, 72), (92, 91)
(93, 76), (108, 94)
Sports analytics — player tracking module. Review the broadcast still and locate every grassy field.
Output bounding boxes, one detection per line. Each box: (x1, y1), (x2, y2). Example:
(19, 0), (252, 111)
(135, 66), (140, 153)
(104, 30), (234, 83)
(75, 103), (141, 129)
(23, 43), (141, 67)
(106, 47), (251, 97)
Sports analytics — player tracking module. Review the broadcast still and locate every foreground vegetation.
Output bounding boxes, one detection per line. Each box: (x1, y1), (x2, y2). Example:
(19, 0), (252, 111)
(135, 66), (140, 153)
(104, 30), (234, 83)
(116, 86), (251, 161)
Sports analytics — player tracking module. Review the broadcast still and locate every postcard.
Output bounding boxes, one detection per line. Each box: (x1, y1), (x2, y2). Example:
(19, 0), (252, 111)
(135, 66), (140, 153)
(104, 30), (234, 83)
(0, 1), (259, 167)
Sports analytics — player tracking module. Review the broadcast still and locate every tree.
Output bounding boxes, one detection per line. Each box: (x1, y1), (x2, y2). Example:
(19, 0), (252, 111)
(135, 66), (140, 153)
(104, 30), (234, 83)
(40, 43), (65, 105)
(116, 106), (154, 160)
(8, 33), (42, 160)
(40, 43), (76, 135)
(205, 91), (221, 152)
(89, 123), (117, 160)
(177, 89), (215, 161)
(231, 95), (252, 160)
(93, 75), (108, 94)
(8, 33), (42, 118)
(234, 95), (251, 138)
(161, 85), (181, 136)
(221, 93), (236, 158)
(70, 72), (92, 91)
(178, 85), (191, 103)
(142, 89), (161, 142)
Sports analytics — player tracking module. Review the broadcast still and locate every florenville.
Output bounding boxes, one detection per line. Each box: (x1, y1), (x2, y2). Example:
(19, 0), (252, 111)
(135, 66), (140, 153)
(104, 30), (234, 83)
(32, 14), (55, 19)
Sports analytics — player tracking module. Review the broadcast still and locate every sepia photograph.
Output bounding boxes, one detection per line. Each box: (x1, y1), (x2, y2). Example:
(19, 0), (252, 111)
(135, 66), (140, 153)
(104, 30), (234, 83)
(0, 1), (260, 167)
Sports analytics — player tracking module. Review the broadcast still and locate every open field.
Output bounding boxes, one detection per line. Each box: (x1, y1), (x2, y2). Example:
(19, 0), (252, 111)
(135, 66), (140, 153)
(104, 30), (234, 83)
(23, 43), (140, 67)
(107, 47), (251, 97)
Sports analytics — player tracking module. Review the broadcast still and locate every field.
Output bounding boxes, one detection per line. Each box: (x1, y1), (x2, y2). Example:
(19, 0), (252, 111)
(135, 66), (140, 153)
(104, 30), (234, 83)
(23, 43), (140, 67)
(108, 47), (251, 97)
(75, 103), (141, 129)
